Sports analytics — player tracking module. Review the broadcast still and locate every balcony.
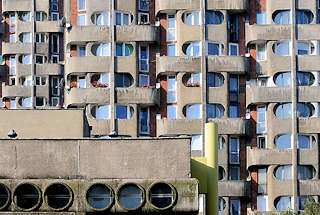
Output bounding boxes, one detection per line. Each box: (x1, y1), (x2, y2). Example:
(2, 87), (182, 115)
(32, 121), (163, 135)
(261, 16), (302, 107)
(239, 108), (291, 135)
(208, 118), (249, 135)
(2, 42), (31, 55)
(156, 56), (201, 76)
(157, 119), (202, 136)
(207, 25), (227, 42)
(207, 56), (248, 73)
(207, 0), (247, 10)
(2, 0), (31, 12)
(2, 84), (31, 98)
(218, 180), (249, 197)
(246, 86), (291, 105)
(300, 180), (320, 196)
(299, 118), (320, 133)
(89, 118), (112, 136)
(36, 21), (64, 33)
(247, 149), (292, 168)
(65, 56), (112, 76)
(155, 0), (200, 14)
(179, 86), (201, 105)
(116, 25), (159, 42)
(36, 64), (64, 76)
(116, 87), (159, 106)
(65, 25), (110, 44)
(65, 88), (111, 106)
(245, 24), (291, 43)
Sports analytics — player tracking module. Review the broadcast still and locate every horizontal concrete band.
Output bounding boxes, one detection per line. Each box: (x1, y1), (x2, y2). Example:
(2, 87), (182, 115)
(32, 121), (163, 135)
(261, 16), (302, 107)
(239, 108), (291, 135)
(0, 139), (191, 179)
(0, 178), (198, 213)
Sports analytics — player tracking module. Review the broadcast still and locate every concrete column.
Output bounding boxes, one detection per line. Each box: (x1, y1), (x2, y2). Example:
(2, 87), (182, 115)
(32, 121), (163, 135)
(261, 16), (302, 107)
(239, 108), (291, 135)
(31, 0), (36, 108)
(110, 0), (116, 133)
(201, 0), (206, 156)
(290, 0), (298, 213)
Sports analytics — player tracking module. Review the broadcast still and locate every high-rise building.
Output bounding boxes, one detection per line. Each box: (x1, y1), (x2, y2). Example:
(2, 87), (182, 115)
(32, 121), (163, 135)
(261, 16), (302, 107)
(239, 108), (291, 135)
(0, 0), (319, 214)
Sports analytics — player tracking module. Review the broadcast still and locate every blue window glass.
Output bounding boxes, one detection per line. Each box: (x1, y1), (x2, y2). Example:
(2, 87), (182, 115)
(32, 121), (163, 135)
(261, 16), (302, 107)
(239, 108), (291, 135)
(274, 41), (290, 56)
(274, 72), (292, 86)
(207, 73), (224, 87)
(207, 43), (220, 56)
(116, 105), (128, 119)
(168, 44), (176, 56)
(256, 12), (266, 24)
(229, 104), (239, 118)
(205, 11), (223, 24)
(275, 134), (291, 149)
(115, 73), (132, 87)
(273, 10), (291, 24)
(275, 103), (292, 118)
(296, 10), (313, 24)
(207, 104), (224, 119)
(297, 72), (314, 86)
(186, 104), (201, 119)
(139, 108), (149, 133)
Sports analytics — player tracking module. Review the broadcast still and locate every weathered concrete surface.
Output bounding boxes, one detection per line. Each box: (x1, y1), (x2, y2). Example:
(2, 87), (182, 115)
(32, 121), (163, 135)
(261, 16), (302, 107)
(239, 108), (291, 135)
(0, 109), (86, 138)
(0, 138), (191, 179)
(218, 180), (249, 196)
(116, 88), (159, 105)
(208, 118), (249, 135)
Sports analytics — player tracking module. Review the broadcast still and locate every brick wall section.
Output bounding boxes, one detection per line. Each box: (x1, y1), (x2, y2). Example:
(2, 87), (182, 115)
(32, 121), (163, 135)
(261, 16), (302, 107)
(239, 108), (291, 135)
(149, 0), (155, 25)
(70, 45), (77, 57)
(249, 0), (266, 24)
(70, 0), (77, 25)
(250, 106), (258, 210)
(159, 14), (167, 118)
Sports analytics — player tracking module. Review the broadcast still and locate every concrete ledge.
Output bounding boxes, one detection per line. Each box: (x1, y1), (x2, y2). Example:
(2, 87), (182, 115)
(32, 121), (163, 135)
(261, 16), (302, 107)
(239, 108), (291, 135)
(218, 180), (249, 197)
(65, 88), (111, 106)
(116, 25), (159, 42)
(208, 118), (249, 135)
(66, 26), (110, 44)
(247, 149), (292, 168)
(157, 119), (202, 136)
(65, 56), (112, 75)
(156, 56), (201, 76)
(116, 88), (159, 105)
(207, 56), (248, 73)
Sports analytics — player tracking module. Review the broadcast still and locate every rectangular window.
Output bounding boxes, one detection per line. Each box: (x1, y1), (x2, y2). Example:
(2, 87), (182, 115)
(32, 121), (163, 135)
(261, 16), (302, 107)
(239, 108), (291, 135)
(9, 34), (16, 43)
(167, 14), (176, 41)
(257, 195), (268, 212)
(36, 33), (46, 43)
(77, 45), (86, 56)
(51, 34), (59, 54)
(257, 106), (267, 134)
(51, 0), (58, 11)
(229, 104), (239, 118)
(187, 42), (201, 56)
(229, 43), (239, 56)
(167, 44), (176, 56)
(9, 77), (16, 86)
(229, 165), (240, 180)
(77, 14), (86, 26)
(22, 55), (31, 64)
(229, 137), (239, 164)
(9, 13), (15, 25)
(257, 43), (266, 61)
(229, 15), (239, 42)
(36, 12), (45, 21)
(139, 74), (149, 86)
(51, 97), (60, 106)
(10, 99), (16, 109)
(258, 168), (267, 194)
(51, 12), (59, 21)
(36, 97), (46, 107)
(139, 45), (149, 72)
(138, 0), (149, 11)
(9, 56), (16, 75)
(51, 77), (60, 96)
(186, 104), (202, 119)
(257, 136), (267, 149)
(94, 105), (110, 119)
(167, 105), (177, 119)
(256, 12), (266, 24)
(22, 33), (31, 43)
(229, 75), (239, 102)
(191, 135), (202, 151)
(139, 107), (149, 134)
(116, 105), (130, 119)
(115, 12), (130, 25)
(23, 76), (32, 86)
(21, 12), (31, 22)
(35, 76), (46, 86)
(167, 76), (177, 103)
(138, 13), (149, 24)
(206, 42), (221, 56)
(35, 55), (45, 64)
(93, 13), (109, 25)
(78, 0), (86, 11)
(51, 55), (59, 63)
(230, 199), (240, 215)
(77, 76), (86, 88)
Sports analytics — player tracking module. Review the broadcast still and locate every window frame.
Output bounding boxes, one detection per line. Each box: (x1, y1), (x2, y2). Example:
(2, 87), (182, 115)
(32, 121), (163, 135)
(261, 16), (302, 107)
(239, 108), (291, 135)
(50, 34), (59, 54)
(139, 74), (149, 86)
(139, 107), (150, 134)
(256, 12), (267, 24)
(184, 11), (200, 25)
(36, 97), (46, 107)
(229, 137), (239, 164)
(138, 12), (149, 24)
(257, 105), (267, 134)
(167, 75), (177, 103)
(138, 0), (149, 11)
(77, 45), (86, 57)
(167, 14), (176, 41)
(35, 33), (46, 43)
(51, 76), (60, 96)
(115, 11), (131, 25)
(256, 43), (267, 61)
(93, 12), (110, 26)
(51, 12), (59, 21)
(167, 44), (176, 56)
(50, 0), (59, 11)
(230, 199), (240, 215)
(257, 135), (267, 149)
(167, 105), (177, 119)
(77, 76), (86, 88)
(36, 12), (46, 22)
(77, 14), (86, 26)
(9, 56), (16, 75)
(228, 43), (239, 56)
(77, 0), (86, 11)
(139, 44), (149, 72)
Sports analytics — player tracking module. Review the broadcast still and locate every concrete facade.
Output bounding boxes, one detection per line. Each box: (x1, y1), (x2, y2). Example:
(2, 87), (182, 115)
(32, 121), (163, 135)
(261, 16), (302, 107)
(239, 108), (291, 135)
(0, 0), (320, 214)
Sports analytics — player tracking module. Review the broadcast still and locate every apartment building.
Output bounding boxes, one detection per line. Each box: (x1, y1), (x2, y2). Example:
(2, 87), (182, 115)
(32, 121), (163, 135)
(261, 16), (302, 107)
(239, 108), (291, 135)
(0, 0), (320, 214)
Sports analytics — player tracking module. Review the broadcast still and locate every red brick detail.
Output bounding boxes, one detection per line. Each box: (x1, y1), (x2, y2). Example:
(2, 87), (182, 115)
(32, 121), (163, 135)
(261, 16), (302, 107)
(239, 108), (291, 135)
(249, 0), (266, 24)
(240, 137), (247, 180)
(251, 167), (258, 211)
(249, 44), (257, 78)
(70, 75), (77, 88)
(149, 0), (156, 25)
(238, 15), (245, 56)
(159, 14), (167, 56)
(149, 107), (156, 137)
(59, 0), (64, 19)
(70, 45), (77, 57)
(59, 34), (64, 61)
(160, 76), (167, 118)
(239, 77), (246, 118)
(70, 0), (77, 25)
(149, 45), (156, 86)
(4, 100), (10, 109)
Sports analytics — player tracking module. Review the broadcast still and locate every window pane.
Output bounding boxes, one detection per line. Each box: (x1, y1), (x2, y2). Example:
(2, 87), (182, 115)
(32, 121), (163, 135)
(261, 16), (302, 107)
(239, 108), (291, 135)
(256, 12), (266, 24)
(77, 14), (85, 26)
(167, 105), (177, 119)
(116, 13), (122, 25)
(139, 108), (149, 133)
(116, 105), (128, 119)
(230, 199), (240, 215)
(123, 14), (129, 25)
(191, 135), (202, 151)
(186, 104), (201, 119)
(139, 75), (149, 86)
(96, 105), (110, 119)
(78, 77), (86, 88)
(208, 43), (220, 56)
(78, 0), (85, 10)
(168, 44), (176, 56)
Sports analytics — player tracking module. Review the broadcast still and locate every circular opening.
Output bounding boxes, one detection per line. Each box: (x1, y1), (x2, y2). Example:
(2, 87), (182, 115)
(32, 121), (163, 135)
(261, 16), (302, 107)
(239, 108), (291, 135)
(117, 184), (144, 210)
(44, 183), (72, 210)
(0, 184), (10, 210)
(86, 184), (113, 210)
(149, 183), (175, 209)
(13, 183), (40, 210)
